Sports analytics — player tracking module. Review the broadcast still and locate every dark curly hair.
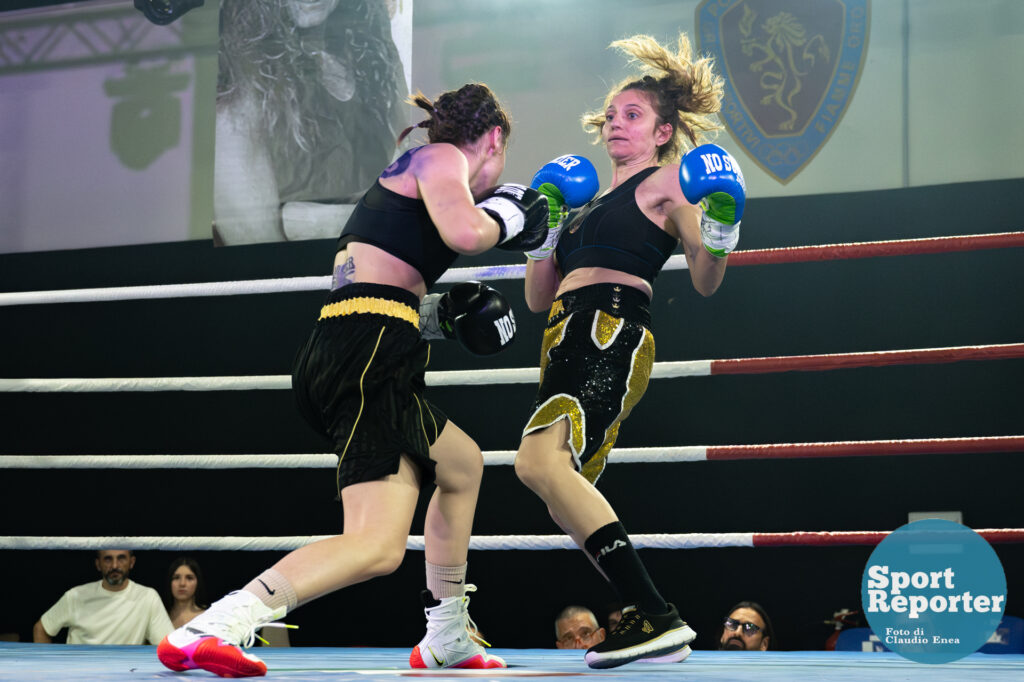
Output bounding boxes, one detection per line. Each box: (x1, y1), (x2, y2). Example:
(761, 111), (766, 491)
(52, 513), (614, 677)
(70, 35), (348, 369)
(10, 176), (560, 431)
(397, 83), (511, 148)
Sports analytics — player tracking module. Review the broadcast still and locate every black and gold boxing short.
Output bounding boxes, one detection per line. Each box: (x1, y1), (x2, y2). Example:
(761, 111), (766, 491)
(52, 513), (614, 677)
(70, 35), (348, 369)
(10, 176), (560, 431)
(291, 282), (447, 496)
(522, 283), (654, 484)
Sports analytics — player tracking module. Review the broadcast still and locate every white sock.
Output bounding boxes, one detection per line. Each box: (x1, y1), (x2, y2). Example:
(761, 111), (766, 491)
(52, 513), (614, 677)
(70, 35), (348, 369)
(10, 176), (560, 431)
(426, 562), (467, 600)
(244, 568), (298, 612)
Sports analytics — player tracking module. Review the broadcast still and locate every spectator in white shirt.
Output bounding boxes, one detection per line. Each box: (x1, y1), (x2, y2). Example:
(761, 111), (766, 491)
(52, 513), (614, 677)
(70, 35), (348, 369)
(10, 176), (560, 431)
(33, 549), (173, 645)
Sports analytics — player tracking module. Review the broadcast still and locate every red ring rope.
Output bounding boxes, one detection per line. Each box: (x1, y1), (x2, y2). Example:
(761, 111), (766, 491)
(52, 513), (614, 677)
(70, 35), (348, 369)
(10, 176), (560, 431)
(729, 231), (1024, 266)
(707, 436), (1024, 461)
(709, 343), (1024, 375)
(752, 529), (1024, 547)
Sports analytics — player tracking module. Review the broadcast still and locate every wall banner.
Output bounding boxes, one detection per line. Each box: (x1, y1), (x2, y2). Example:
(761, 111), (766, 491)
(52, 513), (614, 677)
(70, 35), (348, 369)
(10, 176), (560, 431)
(696, 0), (870, 184)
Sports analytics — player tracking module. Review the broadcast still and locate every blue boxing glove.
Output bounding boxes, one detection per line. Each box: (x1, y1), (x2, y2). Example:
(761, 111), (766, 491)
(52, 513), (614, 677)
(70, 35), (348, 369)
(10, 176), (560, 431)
(419, 282), (516, 355)
(531, 154), (600, 208)
(679, 144), (747, 257)
(526, 155), (599, 260)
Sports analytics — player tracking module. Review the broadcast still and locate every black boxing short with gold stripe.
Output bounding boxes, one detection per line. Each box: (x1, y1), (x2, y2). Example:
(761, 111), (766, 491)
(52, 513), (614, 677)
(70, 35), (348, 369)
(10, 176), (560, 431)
(291, 282), (447, 495)
(522, 283), (654, 484)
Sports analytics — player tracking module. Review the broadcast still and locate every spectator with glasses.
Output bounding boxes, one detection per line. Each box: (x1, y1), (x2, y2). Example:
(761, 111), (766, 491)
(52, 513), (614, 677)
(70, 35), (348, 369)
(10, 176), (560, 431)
(554, 606), (606, 650)
(719, 601), (774, 651)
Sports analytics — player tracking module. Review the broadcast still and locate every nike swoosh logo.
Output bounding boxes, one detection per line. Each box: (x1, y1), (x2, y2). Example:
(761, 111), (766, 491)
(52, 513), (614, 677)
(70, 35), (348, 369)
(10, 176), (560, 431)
(441, 579), (464, 584)
(257, 579), (276, 595)
(428, 646), (444, 666)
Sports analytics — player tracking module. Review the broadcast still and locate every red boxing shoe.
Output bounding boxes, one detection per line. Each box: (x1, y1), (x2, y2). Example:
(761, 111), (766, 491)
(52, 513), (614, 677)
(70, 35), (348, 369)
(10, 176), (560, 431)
(157, 590), (288, 678)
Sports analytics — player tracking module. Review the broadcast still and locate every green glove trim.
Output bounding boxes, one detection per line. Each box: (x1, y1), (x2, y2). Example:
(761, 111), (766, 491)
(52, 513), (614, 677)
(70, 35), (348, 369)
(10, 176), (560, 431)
(703, 243), (729, 258)
(536, 182), (566, 229)
(702, 191), (737, 225)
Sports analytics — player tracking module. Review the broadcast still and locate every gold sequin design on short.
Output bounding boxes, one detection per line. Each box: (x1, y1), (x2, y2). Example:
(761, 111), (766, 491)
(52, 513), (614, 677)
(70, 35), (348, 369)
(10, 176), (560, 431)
(537, 314), (569, 385)
(592, 309), (624, 349)
(524, 394), (586, 459)
(526, 304), (584, 457)
(580, 326), (655, 484)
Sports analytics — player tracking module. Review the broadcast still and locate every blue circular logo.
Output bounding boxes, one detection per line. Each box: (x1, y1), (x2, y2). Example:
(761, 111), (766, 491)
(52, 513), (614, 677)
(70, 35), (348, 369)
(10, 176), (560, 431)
(861, 519), (1007, 663)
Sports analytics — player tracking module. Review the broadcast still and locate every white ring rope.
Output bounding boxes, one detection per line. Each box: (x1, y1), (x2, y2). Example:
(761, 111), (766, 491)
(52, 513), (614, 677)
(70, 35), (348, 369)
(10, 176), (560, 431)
(0, 369), (542, 392)
(4, 530), (1023, 551)
(3, 342), (1022, 393)
(0, 262), (525, 307)
(0, 275), (333, 307)
(0, 369), (537, 392)
(0, 376), (295, 392)
(0, 449), (701, 469)
(0, 454), (343, 469)
(3, 230), (1021, 308)
(0, 534), (746, 551)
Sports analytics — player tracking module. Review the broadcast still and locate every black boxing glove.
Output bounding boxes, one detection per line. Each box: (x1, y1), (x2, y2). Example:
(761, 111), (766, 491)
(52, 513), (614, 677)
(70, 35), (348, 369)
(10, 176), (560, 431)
(475, 183), (550, 252)
(419, 282), (516, 355)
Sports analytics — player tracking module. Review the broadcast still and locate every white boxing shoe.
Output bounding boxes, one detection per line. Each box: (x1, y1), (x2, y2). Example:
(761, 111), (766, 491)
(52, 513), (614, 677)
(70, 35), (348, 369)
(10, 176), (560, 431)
(409, 584), (506, 669)
(638, 644), (693, 663)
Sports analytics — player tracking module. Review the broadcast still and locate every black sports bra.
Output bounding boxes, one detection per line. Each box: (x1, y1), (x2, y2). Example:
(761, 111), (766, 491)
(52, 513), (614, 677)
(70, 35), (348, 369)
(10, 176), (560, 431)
(337, 179), (457, 288)
(555, 167), (677, 284)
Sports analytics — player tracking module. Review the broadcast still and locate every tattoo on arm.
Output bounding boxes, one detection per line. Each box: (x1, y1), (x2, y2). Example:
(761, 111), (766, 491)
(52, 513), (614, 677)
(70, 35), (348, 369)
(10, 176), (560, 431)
(331, 257), (356, 291)
(380, 146), (421, 179)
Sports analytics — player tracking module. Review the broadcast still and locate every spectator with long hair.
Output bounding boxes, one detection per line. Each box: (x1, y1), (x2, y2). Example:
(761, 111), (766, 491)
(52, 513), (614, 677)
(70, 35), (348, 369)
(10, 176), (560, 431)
(163, 557), (209, 629)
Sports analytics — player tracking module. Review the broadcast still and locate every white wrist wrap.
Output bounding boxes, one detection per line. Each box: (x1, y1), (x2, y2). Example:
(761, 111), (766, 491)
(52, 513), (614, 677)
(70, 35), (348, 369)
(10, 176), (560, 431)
(418, 293), (446, 340)
(700, 213), (740, 257)
(477, 197), (524, 244)
(525, 225), (561, 260)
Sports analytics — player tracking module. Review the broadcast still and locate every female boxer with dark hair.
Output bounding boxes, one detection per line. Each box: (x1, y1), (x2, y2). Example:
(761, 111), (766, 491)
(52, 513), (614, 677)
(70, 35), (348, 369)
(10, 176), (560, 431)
(159, 83), (550, 678)
(514, 33), (747, 669)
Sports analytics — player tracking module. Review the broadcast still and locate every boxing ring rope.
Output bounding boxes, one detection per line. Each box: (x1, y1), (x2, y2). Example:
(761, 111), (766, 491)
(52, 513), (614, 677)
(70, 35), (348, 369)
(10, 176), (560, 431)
(2, 436), (1023, 470)
(4, 529), (1024, 552)
(1, 342), (1022, 392)
(0, 230), (1021, 307)
(4, 231), (1023, 562)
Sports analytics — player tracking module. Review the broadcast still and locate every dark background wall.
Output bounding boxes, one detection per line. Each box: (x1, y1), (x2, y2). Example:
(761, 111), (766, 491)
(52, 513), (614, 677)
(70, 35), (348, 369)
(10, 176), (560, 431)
(1, 179), (1022, 651)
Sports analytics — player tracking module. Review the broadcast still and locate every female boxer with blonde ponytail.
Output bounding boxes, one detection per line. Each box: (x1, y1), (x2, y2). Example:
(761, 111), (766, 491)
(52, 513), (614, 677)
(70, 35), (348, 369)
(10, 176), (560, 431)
(515, 33), (748, 669)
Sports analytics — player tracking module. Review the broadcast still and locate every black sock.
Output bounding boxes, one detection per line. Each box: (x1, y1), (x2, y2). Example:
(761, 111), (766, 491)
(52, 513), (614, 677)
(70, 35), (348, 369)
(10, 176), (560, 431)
(584, 521), (668, 615)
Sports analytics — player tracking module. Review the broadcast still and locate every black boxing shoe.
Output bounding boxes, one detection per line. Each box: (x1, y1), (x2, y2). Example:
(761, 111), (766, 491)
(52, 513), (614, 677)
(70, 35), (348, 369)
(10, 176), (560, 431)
(584, 603), (696, 669)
